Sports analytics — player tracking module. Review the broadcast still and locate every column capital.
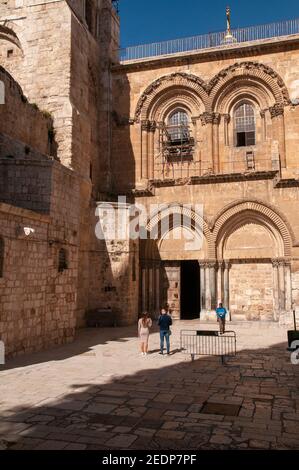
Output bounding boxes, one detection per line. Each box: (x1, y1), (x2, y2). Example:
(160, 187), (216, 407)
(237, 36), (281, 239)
(271, 259), (280, 268)
(200, 112), (221, 125)
(213, 113), (221, 125)
(224, 260), (232, 269)
(141, 119), (150, 131)
(200, 112), (214, 125)
(260, 109), (267, 118)
(148, 121), (156, 132)
(206, 259), (217, 269)
(223, 113), (231, 124)
(269, 104), (284, 119)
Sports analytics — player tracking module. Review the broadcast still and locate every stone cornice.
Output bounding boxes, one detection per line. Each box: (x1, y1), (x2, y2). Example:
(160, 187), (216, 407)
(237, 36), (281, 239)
(112, 35), (299, 73)
(143, 170), (279, 189)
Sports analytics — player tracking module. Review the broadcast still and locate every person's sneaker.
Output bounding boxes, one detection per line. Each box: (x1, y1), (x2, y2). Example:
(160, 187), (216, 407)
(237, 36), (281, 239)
(159, 352), (163, 355)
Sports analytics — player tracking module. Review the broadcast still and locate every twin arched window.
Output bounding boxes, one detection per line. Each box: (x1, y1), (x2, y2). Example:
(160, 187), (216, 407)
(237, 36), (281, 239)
(165, 103), (256, 148)
(234, 102), (256, 147)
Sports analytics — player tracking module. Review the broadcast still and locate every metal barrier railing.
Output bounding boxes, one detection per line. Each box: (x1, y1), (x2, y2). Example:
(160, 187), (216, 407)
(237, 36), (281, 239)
(119, 18), (299, 62)
(180, 330), (237, 364)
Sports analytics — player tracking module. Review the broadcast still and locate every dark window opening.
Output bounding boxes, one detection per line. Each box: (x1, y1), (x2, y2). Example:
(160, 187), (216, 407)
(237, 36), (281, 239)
(7, 49), (13, 58)
(234, 103), (256, 147)
(58, 248), (68, 273)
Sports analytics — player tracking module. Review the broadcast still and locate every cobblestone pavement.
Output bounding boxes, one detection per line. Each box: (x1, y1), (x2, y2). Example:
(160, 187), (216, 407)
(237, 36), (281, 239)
(0, 321), (299, 450)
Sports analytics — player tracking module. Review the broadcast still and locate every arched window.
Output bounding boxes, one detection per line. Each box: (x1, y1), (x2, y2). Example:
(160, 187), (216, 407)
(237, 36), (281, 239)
(0, 237), (4, 278)
(234, 102), (256, 147)
(168, 109), (189, 142)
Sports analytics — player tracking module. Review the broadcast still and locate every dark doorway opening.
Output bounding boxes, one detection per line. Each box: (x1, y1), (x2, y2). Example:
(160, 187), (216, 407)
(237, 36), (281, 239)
(180, 260), (200, 320)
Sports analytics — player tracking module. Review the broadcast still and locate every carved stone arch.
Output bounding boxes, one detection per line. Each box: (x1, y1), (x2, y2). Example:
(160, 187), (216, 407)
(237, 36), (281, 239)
(151, 90), (200, 122)
(216, 82), (271, 114)
(0, 65), (25, 100)
(208, 62), (290, 111)
(211, 199), (294, 258)
(0, 23), (23, 55)
(218, 211), (285, 259)
(134, 72), (209, 122)
(143, 203), (213, 258)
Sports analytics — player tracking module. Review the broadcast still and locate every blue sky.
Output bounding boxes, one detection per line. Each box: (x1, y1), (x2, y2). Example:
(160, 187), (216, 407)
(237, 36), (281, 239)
(119, 0), (299, 47)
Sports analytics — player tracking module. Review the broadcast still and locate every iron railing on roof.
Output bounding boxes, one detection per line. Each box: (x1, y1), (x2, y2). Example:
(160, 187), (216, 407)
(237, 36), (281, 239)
(119, 18), (299, 62)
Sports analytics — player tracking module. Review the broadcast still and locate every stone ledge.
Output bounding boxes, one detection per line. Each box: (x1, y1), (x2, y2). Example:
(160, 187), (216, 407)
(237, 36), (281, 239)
(0, 202), (51, 222)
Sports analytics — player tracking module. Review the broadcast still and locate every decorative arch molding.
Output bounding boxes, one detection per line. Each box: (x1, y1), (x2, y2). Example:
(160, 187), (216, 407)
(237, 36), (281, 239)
(135, 72), (209, 122)
(218, 212), (285, 259)
(134, 62), (290, 122)
(0, 65), (24, 100)
(208, 61), (290, 110)
(150, 90), (201, 122)
(143, 203), (213, 258)
(211, 199), (294, 258)
(214, 81), (271, 114)
(0, 23), (23, 53)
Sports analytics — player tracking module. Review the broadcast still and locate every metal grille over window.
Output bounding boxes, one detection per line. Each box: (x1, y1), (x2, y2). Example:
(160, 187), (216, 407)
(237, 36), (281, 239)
(168, 110), (189, 141)
(160, 109), (195, 167)
(0, 237), (4, 278)
(58, 248), (68, 273)
(234, 103), (256, 147)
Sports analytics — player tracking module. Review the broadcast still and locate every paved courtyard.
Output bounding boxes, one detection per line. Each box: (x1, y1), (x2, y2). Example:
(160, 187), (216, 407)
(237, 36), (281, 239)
(0, 320), (299, 450)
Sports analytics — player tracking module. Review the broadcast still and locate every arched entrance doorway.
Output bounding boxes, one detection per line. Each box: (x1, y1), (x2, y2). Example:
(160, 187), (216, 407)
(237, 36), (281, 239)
(140, 205), (208, 319)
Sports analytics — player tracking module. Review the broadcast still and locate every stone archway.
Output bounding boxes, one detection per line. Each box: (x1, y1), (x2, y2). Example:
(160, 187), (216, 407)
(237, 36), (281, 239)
(213, 201), (293, 321)
(140, 204), (209, 319)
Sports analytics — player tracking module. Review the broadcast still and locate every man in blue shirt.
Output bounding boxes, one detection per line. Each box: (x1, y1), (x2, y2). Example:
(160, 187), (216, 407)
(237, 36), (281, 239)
(216, 303), (227, 334)
(158, 308), (172, 355)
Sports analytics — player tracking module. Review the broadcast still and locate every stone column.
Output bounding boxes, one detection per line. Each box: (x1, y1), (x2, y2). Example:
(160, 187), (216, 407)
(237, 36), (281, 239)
(260, 110), (267, 141)
(148, 121), (156, 180)
(191, 117), (200, 174)
(141, 120), (149, 180)
(200, 113), (214, 173)
(205, 262), (212, 311)
(213, 113), (221, 173)
(223, 261), (231, 314)
(217, 261), (224, 305)
(155, 264), (160, 316)
(272, 259), (280, 321)
(223, 114), (230, 147)
(278, 259), (286, 311)
(208, 260), (217, 311)
(141, 267), (148, 312)
(285, 260), (292, 312)
(269, 105), (286, 169)
(199, 262), (206, 312)
(148, 264), (154, 314)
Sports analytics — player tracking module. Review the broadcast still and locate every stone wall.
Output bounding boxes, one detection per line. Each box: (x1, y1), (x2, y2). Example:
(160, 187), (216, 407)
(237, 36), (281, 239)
(229, 263), (274, 321)
(0, 67), (53, 157)
(0, 157), (81, 358)
(0, 201), (77, 358)
(87, 203), (139, 326)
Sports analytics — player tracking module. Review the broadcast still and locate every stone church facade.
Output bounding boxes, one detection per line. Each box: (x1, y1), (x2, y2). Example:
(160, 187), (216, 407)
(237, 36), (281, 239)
(0, 1), (299, 357)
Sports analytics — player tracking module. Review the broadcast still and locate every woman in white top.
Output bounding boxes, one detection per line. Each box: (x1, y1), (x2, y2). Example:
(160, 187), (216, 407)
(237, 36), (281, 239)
(138, 312), (153, 356)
